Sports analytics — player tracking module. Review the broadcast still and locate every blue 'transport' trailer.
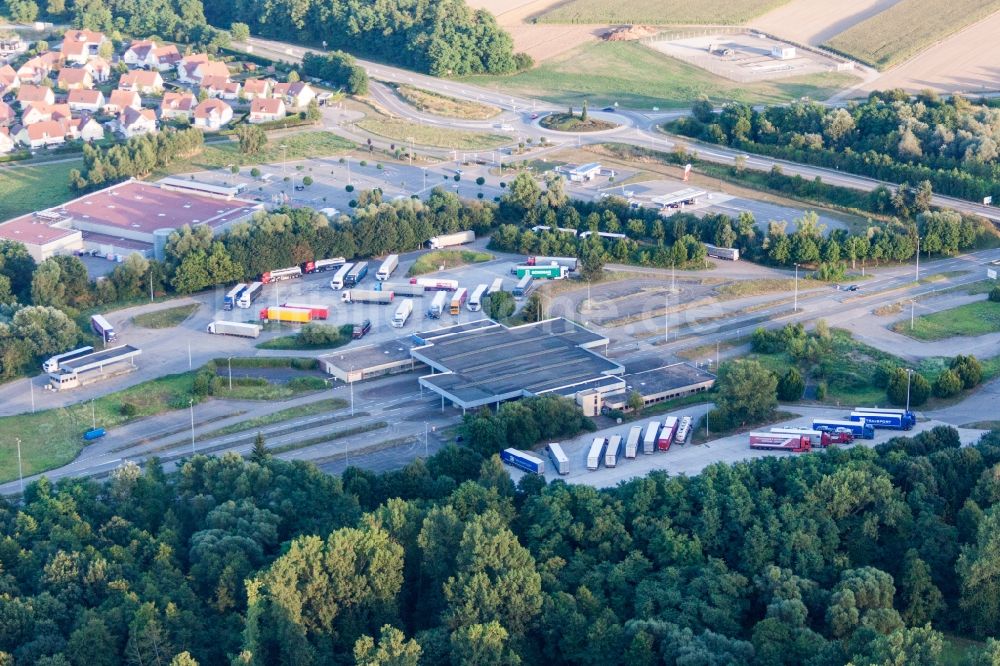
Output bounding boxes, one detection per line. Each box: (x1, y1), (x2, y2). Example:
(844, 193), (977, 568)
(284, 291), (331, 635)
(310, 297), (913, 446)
(851, 407), (915, 430)
(83, 427), (106, 441)
(812, 418), (875, 440)
(500, 448), (545, 474)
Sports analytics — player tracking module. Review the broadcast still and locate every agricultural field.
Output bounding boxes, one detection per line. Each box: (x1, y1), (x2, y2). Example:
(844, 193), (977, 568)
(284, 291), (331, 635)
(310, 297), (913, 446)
(892, 300), (1000, 341)
(753, 0), (900, 46)
(539, 0), (791, 24)
(463, 41), (856, 109)
(0, 160), (82, 220)
(395, 85), (500, 119)
(355, 117), (511, 150)
(466, 0), (602, 61)
(824, 0), (1000, 70)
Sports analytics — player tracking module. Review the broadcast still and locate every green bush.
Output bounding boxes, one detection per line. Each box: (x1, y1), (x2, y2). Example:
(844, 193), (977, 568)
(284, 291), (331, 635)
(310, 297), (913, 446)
(777, 368), (805, 402)
(302, 176), (313, 186)
(951, 354), (983, 389)
(119, 402), (138, 417)
(989, 286), (1000, 302)
(933, 369), (963, 398)
(298, 323), (342, 346)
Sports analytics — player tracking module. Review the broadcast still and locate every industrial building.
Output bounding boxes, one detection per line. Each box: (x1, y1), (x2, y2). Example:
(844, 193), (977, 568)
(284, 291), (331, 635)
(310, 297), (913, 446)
(411, 318), (624, 412)
(600, 363), (716, 412)
(0, 178), (262, 261)
(319, 340), (423, 383)
(564, 162), (603, 182)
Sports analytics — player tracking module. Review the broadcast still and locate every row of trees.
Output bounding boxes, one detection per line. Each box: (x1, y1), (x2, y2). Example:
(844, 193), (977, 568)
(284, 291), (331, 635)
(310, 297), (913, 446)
(675, 91), (1000, 202)
(203, 0), (530, 76)
(69, 129), (205, 192)
(301, 51), (369, 96)
(3, 402), (1000, 663)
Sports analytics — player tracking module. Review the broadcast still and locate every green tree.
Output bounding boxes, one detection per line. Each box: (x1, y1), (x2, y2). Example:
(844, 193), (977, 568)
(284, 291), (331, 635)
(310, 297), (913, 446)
(11, 306), (78, 360)
(504, 173), (540, 213)
(449, 622), (521, 666)
(354, 625), (421, 666)
(580, 100), (588, 122)
(712, 359), (778, 427)
(250, 432), (270, 464)
(887, 369), (929, 407)
(989, 286), (1000, 303)
(230, 22), (250, 41)
(520, 293), (543, 323)
(776, 367), (804, 402)
(932, 369), (962, 398)
(951, 354), (983, 389)
(627, 390), (644, 414)
(169, 653), (199, 666)
(958, 507), (1000, 637)
(485, 291), (514, 321)
(236, 124), (266, 155)
(287, 69), (300, 83)
(898, 550), (943, 626)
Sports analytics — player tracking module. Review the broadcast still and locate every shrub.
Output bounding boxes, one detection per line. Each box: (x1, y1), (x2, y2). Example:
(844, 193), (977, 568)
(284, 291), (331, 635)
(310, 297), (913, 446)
(990, 286), (1000, 302)
(346, 184), (354, 192)
(951, 354), (983, 389)
(777, 368), (805, 402)
(298, 323), (342, 346)
(359, 160), (367, 167)
(120, 402), (138, 417)
(302, 176), (313, 186)
(250, 167), (261, 177)
(887, 369), (930, 406)
(933, 369), (963, 398)
(476, 176), (485, 186)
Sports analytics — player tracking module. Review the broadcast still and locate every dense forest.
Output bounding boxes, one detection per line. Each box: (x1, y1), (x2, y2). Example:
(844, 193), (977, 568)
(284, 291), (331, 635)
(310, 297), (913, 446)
(670, 91), (1000, 203)
(0, 422), (999, 664)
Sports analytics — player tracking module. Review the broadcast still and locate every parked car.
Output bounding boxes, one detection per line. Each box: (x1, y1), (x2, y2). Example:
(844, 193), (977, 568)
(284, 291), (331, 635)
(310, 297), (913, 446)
(352, 319), (372, 339)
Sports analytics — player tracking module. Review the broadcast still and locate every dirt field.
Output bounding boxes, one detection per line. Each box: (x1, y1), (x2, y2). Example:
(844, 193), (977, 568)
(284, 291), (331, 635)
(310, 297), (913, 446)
(467, 0), (603, 61)
(752, 0), (902, 46)
(856, 10), (1000, 93)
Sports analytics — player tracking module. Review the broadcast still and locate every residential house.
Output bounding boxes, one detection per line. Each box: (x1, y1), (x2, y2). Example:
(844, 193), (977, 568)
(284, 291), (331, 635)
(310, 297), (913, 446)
(192, 99), (233, 131)
(116, 106), (157, 137)
(176, 53), (209, 83)
(84, 57), (111, 83)
(159, 92), (196, 120)
(21, 103), (71, 125)
(123, 40), (155, 68)
(16, 120), (66, 149)
(119, 70), (163, 94)
(56, 67), (93, 90)
(0, 102), (14, 126)
(249, 97), (285, 124)
(151, 46), (181, 71)
(104, 89), (142, 114)
(16, 57), (52, 84)
(65, 115), (104, 142)
(241, 78), (272, 100)
(0, 127), (15, 154)
(61, 29), (106, 65)
(17, 85), (55, 107)
(0, 34), (25, 60)
(178, 55), (229, 85)
(199, 75), (241, 100)
(67, 89), (105, 113)
(0, 65), (19, 94)
(272, 81), (315, 109)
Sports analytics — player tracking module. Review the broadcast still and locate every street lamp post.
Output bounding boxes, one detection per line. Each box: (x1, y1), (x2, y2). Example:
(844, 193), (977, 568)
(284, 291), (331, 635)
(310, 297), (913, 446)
(915, 236), (921, 282)
(793, 264), (800, 312)
(189, 398), (195, 455)
(228, 356), (233, 391)
(905, 369), (913, 413)
(910, 300), (915, 331)
(16, 437), (23, 495)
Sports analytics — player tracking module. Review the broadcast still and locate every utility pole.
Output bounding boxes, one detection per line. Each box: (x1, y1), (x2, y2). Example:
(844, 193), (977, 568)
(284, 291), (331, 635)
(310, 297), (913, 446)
(793, 264), (800, 312)
(149, 271), (154, 303)
(189, 398), (195, 455)
(905, 369), (913, 412)
(228, 356), (233, 391)
(910, 300), (915, 330)
(716, 340), (720, 368)
(424, 422), (428, 458)
(915, 236), (921, 282)
(16, 437), (23, 495)
(188, 342), (192, 370)
(664, 293), (669, 343)
(91, 399), (96, 429)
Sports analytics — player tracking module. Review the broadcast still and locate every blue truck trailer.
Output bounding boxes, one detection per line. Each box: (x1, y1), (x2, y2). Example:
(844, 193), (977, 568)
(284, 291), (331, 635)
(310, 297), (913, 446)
(812, 418), (875, 440)
(851, 407), (916, 430)
(500, 448), (545, 474)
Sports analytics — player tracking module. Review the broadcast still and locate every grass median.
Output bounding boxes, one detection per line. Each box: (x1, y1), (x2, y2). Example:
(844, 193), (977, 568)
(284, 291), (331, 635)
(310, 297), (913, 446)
(892, 300), (1000, 341)
(355, 117), (510, 150)
(407, 250), (493, 277)
(133, 303), (200, 329)
(395, 85), (500, 120)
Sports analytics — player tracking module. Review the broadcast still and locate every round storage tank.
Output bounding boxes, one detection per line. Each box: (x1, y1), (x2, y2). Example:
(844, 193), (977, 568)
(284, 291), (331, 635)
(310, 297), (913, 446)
(153, 228), (175, 262)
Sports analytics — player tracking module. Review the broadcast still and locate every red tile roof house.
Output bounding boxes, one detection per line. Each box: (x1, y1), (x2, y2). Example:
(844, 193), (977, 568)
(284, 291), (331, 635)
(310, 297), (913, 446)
(20, 103), (71, 125)
(152, 45), (182, 71)
(16, 84), (55, 107)
(192, 99), (233, 131)
(67, 89), (105, 113)
(65, 115), (104, 142)
(56, 67), (93, 90)
(199, 75), (241, 100)
(249, 97), (286, 123)
(104, 89), (142, 114)
(178, 56), (230, 84)
(0, 65), (20, 94)
(123, 40), (155, 68)
(16, 54), (59, 83)
(16, 120), (66, 149)
(241, 78), (272, 100)
(159, 92), (196, 120)
(271, 81), (316, 109)
(84, 57), (112, 83)
(118, 70), (164, 94)
(0, 102), (14, 127)
(61, 29), (106, 65)
(116, 107), (157, 138)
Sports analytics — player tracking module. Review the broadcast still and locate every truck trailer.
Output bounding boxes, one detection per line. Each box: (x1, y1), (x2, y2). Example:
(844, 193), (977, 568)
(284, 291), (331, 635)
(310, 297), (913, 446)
(392, 299), (414, 328)
(261, 265), (303, 283)
(428, 291), (448, 318)
(547, 443), (570, 475)
(749, 432), (811, 453)
(604, 434), (623, 468)
(642, 421), (659, 455)
(704, 244), (740, 261)
(513, 274), (533, 299)
(770, 427), (832, 448)
(488, 278), (503, 294)
(342, 289), (394, 305)
(259, 306), (313, 323)
(345, 262), (369, 287)
(625, 426), (642, 459)
(658, 416), (678, 451)
(303, 257), (346, 273)
(409, 277), (458, 292)
(43, 346), (95, 373)
(587, 437), (606, 471)
(851, 407), (915, 430)
(380, 282), (425, 297)
(223, 283), (246, 310)
(330, 263), (354, 290)
(676, 416), (693, 444)
(237, 282), (263, 308)
(468, 284), (488, 312)
(376, 254), (399, 281)
(207, 321), (262, 338)
(91, 314), (117, 343)
(500, 448), (545, 474)
(527, 256), (578, 271)
(426, 230), (475, 249)
(450, 288), (468, 315)
(282, 303), (330, 320)
(513, 264), (568, 280)
(812, 418), (874, 440)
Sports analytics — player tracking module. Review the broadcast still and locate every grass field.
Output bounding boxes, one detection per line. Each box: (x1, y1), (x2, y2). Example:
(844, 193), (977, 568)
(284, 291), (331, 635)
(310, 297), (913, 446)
(892, 300), (1000, 341)
(355, 117), (510, 150)
(159, 132), (354, 176)
(0, 372), (199, 483)
(0, 160), (82, 220)
(539, 0), (790, 24)
(540, 113), (617, 132)
(463, 42), (857, 109)
(824, 0), (1000, 69)
(198, 398), (348, 440)
(408, 249), (493, 276)
(133, 303), (200, 329)
(395, 85), (500, 120)
(256, 324), (354, 350)
(715, 279), (798, 299)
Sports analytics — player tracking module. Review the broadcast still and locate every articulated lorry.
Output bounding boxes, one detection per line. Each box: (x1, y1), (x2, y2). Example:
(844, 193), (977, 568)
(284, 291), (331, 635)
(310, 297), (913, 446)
(282, 303), (329, 320)
(43, 346), (95, 373)
(342, 289), (394, 304)
(658, 416), (678, 451)
(770, 427), (833, 448)
(749, 432), (811, 453)
(409, 277), (458, 292)
(427, 291), (448, 318)
(207, 321), (261, 338)
(259, 306), (313, 324)
(812, 418), (874, 440)
(426, 230), (475, 249)
(376, 254), (399, 280)
(223, 283), (246, 310)
(237, 282), (263, 308)
(380, 282), (424, 297)
(851, 407), (916, 430)
(261, 265), (302, 283)
(392, 299), (414, 328)
(91, 314), (117, 343)
(527, 256), (578, 271)
(500, 448), (544, 474)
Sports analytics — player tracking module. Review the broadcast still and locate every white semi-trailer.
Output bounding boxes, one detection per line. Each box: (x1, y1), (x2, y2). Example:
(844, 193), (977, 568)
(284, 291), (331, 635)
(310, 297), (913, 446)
(207, 321), (262, 338)
(392, 299), (414, 327)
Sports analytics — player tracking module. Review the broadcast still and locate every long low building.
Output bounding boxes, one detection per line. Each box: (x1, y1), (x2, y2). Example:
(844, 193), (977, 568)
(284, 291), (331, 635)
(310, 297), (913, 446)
(412, 317), (624, 412)
(601, 363), (716, 412)
(0, 178), (263, 261)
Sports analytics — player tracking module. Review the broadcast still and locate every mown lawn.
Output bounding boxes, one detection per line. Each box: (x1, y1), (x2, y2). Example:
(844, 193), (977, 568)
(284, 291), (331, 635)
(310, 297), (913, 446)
(892, 300), (1000, 341)
(158, 131), (354, 176)
(0, 160), (82, 219)
(408, 249), (493, 276)
(355, 117), (510, 150)
(133, 303), (200, 329)
(463, 41), (857, 109)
